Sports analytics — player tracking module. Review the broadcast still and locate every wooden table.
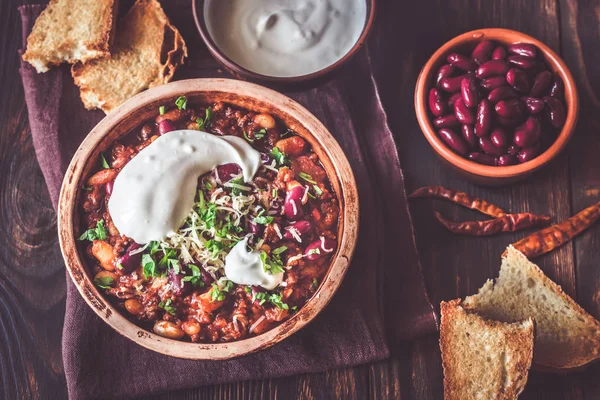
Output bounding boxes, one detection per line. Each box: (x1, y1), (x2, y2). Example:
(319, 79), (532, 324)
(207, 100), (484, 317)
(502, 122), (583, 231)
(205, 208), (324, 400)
(2, 0), (599, 398)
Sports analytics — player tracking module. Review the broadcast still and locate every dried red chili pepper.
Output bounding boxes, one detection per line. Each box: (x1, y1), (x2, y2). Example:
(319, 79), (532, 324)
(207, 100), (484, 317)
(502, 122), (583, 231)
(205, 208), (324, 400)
(434, 211), (551, 236)
(507, 201), (600, 258)
(409, 186), (507, 217)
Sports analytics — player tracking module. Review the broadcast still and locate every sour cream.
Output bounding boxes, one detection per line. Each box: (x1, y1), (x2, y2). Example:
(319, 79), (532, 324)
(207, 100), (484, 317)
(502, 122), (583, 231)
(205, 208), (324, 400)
(224, 236), (284, 290)
(108, 130), (262, 244)
(204, 0), (367, 77)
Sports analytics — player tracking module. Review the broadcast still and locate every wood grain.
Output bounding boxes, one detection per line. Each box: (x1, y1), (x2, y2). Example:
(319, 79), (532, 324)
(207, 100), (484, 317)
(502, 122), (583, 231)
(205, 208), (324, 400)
(1, 0), (599, 398)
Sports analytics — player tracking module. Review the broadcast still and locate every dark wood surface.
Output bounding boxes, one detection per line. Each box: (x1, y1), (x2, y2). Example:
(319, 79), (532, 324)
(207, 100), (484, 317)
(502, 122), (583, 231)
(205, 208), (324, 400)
(1, 0), (600, 398)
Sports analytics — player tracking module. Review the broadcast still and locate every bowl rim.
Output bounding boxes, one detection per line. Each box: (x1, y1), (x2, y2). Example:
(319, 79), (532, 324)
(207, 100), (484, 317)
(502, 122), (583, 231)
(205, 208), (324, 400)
(191, 0), (377, 83)
(414, 28), (579, 179)
(57, 78), (359, 360)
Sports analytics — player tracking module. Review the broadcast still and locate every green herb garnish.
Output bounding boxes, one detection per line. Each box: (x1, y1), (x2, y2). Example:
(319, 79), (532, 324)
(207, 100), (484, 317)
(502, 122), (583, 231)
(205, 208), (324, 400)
(79, 220), (108, 241)
(272, 246), (287, 255)
(196, 107), (212, 130)
(159, 105), (165, 115)
(260, 251), (285, 275)
(93, 276), (115, 289)
(181, 265), (205, 287)
(270, 147), (288, 166)
(313, 185), (323, 196)
(298, 172), (316, 184)
(142, 254), (158, 278)
(268, 292), (289, 310)
(175, 96), (187, 110)
(100, 153), (110, 169)
(311, 278), (319, 290)
(158, 298), (177, 315)
(254, 215), (274, 225)
(211, 280), (233, 302)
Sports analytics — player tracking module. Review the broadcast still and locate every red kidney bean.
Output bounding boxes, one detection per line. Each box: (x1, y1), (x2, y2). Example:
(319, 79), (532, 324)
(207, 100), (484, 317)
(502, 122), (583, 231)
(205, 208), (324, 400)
(530, 70), (552, 97)
(284, 185), (305, 220)
(448, 92), (462, 107)
(492, 46), (507, 60)
(508, 56), (537, 70)
(168, 268), (186, 297)
(158, 119), (176, 135)
(454, 98), (475, 124)
(304, 237), (336, 261)
(436, 64), (456, 86)
(461, 124), (477, 148)
(460, 77), (479, 108)
(476, 60), (510, 79)
(521, 96), (545, 114)
(474, 100), (492, 137)
(440, 75), (466, 93)
(514, 117), (541, 147)
(508, 145), (520, 156)
(496, 116), (520, 127)
(283, 220), (313, 240)
(479, 137), (505, 156)
(447, 53), (477, 71)
(472, 40), (495, 64)
(497, 154), (518, 166)
(433, 114), (460, 128)
(216, 163), (242, 180)
(468, 152), (497, 166)
(517, 142), (541, 163)
(438, 128), (469, 156)
(549, 75), (564, 98)
(428, 88), (447, 117)
(116, 243), (142, 274)
(508, 43), (537, 58)
(480, 76), (508, 90)
(489, 127), (509, 148)
(105, 180), (114, 196)
(495, 99), (525, 119)
(487, 87), (518, 103)
(506, 68), (530, 93)
(248, 220), (263, 236)
(200, 266), (214, 285)
(543, 96), (566, 128)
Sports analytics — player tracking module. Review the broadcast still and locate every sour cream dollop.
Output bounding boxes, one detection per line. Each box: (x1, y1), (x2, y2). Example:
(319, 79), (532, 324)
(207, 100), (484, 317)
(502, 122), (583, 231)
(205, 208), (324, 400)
(224, 236), (284, 290)
(108, 130), (262, 244)
(204, 0), (367, 77)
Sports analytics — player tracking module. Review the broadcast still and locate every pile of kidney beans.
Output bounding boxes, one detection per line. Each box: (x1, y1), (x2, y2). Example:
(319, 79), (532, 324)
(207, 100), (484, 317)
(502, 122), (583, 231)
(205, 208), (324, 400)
(428, 40), (567, 166)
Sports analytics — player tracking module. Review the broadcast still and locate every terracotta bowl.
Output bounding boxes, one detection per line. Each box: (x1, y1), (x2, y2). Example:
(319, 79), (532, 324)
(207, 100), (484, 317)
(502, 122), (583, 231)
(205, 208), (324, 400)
(192, 0), (376, 87)
(414, 29), (579, 185)
(57, 78), (359, 359)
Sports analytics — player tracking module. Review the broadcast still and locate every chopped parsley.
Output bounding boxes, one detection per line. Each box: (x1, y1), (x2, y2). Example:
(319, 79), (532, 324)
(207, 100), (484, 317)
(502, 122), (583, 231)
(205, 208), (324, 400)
(243, 128), (267, 143)
(158, 298), (177, 315)
(181, 265), (205, 287)
(159, 105), (165, 115)
(175, 96), (187, 110)
(142, 254), (159, 278)
(307, 248), (321, 256)
(196, 107), (213, 130)
(270, 147), (288, 166)
(225, 177), (251, 195)
(260, 251), (285, 275)
(79, 220), (108, 241)
(211, 280), (233, 302)
(253, 291), (289, 310)
(244, 286), (252, 294)
(159, 248), (180, 274)
(311, 278), (319, 290)
(93, 276), (114, 289)
(254, 215), (274, 225)
(272, 246), (287, 255)
(298, 172), (316, 184)
(100, 153), (110, 169)
(147, 241), (161, 255)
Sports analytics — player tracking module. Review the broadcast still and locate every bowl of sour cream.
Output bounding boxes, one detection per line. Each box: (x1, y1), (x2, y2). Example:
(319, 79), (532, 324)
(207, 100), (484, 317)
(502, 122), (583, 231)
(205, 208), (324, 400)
(193, 0), (376, 84)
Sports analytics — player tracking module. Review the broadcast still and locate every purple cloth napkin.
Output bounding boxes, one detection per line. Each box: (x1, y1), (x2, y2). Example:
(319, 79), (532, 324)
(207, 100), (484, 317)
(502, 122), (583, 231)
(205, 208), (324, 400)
(19, 2), (436, 398)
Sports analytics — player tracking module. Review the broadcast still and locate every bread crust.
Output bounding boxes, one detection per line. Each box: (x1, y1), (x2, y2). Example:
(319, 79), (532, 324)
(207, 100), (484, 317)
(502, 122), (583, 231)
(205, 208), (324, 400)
(464, 246), (600, 372)
(22, 0), (119, 73)
(441, 299), (534, 400)
(71, 0), (187, 113)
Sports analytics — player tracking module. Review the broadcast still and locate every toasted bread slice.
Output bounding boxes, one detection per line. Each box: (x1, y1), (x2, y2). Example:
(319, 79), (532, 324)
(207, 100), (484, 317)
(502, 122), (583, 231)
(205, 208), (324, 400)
(464, 246), (600, 372)
(22, 0), (118, 73)
(72, 0), (187, 113)
(440, 300), (534, 400)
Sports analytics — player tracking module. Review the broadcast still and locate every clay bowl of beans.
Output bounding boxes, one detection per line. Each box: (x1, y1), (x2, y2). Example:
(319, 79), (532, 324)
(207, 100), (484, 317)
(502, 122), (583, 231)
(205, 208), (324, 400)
(57, 78), (359, 359)
(415, 29), (578, 185)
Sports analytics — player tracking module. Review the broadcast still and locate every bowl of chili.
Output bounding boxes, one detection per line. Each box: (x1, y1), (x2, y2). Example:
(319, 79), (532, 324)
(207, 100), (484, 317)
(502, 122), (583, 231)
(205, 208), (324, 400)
(57, 78), (359, 359)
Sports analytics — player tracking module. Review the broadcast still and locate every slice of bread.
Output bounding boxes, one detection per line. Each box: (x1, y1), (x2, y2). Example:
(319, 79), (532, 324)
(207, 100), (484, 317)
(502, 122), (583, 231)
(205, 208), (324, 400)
(440, 300), (534, 400)
(464, 246), (600, 372)
(22, 0), (118, 73)
(71, 0), (187, 113)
